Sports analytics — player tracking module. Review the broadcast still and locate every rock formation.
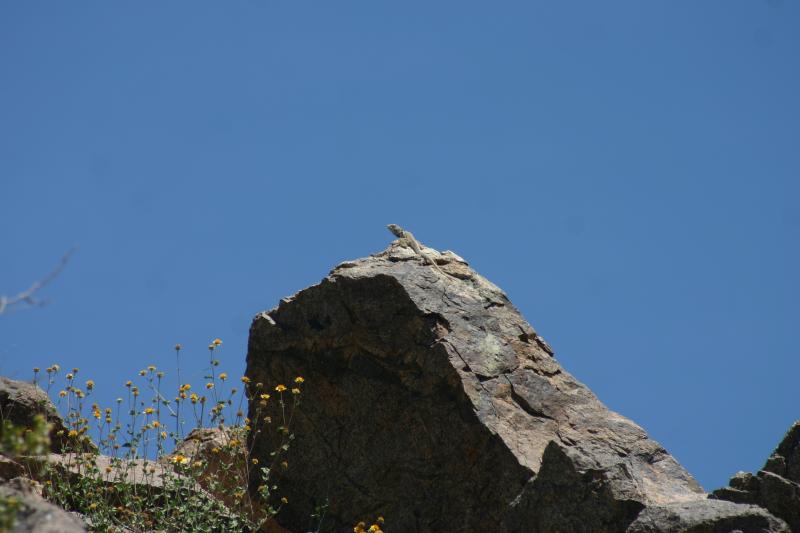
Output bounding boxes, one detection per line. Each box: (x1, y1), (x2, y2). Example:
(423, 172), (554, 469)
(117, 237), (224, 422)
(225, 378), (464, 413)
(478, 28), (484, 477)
(245, 241), (790, 532)
(712, 421), (800, 531)
(626, 499), (789, 532)
(0, 477), (86, 533)
(1, 376), (70, 454)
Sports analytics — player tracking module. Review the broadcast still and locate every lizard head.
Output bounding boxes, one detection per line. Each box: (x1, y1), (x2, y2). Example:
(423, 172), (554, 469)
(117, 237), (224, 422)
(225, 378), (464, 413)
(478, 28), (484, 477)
(386, 224), (404, 238)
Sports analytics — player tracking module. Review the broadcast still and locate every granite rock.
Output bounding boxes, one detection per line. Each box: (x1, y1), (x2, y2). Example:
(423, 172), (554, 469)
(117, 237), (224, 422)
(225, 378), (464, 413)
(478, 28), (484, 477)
(712, 421), (800, 531)
(246, 242), (720, 532)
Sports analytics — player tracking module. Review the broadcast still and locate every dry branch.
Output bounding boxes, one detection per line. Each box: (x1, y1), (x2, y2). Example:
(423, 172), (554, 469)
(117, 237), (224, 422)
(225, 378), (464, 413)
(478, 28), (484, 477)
(0, 248), (76, 315)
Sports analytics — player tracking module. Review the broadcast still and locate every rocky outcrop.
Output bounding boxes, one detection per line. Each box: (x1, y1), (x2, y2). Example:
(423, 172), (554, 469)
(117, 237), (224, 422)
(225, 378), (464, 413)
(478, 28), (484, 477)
(1, 377), (69, 453)
(0, 477), (87, 533)
(627, 499), (789, 532)
(712, 421), (800, 531)
(246, 241), (786, 532)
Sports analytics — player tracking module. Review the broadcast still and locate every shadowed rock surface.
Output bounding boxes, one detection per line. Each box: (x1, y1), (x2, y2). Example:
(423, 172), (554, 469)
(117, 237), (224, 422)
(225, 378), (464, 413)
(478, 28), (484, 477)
(626, 499), (788, 532)
(246, 241), (784, 532)
(1, 377), (69, 453)
(712, 421), (800, 531)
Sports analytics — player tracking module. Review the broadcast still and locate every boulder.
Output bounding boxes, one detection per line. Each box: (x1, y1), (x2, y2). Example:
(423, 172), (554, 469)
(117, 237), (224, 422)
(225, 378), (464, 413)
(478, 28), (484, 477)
(162, 427), (291, 532)
(0, 477), (87, 533)
(626, 499), (789, 532)
(246, 242), (775, 532)
(712, 421), (800, 531)
(0, 377), (68, 453)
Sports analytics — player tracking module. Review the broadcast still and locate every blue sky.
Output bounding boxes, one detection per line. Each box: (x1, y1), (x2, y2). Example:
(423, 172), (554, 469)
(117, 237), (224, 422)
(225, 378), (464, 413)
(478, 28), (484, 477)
(1, 1), (797, 491)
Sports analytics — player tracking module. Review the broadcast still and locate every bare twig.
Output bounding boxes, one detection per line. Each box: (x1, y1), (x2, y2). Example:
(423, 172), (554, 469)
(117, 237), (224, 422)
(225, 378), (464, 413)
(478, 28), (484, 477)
(0, 247), (76, 315)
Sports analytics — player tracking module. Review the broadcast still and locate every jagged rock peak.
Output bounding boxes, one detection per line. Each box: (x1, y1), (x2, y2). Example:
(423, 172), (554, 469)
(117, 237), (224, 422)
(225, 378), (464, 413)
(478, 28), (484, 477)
(246, 244), (786, 532)
(712, 421), (800, 531)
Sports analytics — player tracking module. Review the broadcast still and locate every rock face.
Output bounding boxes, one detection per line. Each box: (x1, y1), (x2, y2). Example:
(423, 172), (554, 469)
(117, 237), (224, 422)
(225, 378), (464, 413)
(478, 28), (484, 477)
(627, 499), (788, 533)
(0, 478), (87, 533)
(712, 421), (800, 531)
(0, 377), (69, 453)
(246, 241), (787, 532)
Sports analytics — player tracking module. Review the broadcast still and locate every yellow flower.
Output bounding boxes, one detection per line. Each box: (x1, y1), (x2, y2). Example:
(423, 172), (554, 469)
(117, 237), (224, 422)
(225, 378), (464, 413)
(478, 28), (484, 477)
(190, 393), (199, 404)
(68, 430), (78, 438)
(147, 365), (156, 371)
(211, 447), (220, 454)
(58, 390), (67, 398)
(240, 376), (251, 384)
(139, 370), (147, 376)
(174, 343), (182, 351)
(171, 454), (189, 465)
(193, 461), (203, 468)
(66, 373), (74, 380)
(377, 517), (385, 524)
(205, 383), (214, 390)
(152, 421), (161, 428)
(51, 364), (60, 372)
(180, 383), (191, 391)
(280, 497), (288, 504)
(105, 466), (113, 473)
(160, 431), (167, 439)
(219, 373), (228, 381)
(291, 388), (300, 395)
(93, 410), (101, 419)
(294, 376), (304, 384)
(85, 380), (95, 390)
(275, 384), (287, 392)
(212, 338), (223, 346)
(144, 407), (154, 415)
(260, 394), (270, 401)
(125, 381), (132, 388)
(280, 461), (288, 469)
(251, 458), (259, 465)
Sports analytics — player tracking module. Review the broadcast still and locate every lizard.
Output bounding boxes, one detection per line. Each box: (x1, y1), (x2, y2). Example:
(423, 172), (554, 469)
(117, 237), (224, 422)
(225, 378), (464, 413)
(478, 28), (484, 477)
(387, 224), (449, 277)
